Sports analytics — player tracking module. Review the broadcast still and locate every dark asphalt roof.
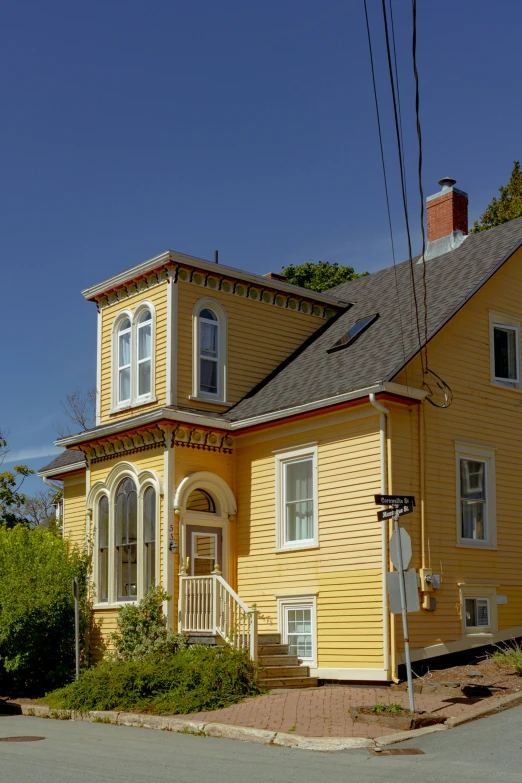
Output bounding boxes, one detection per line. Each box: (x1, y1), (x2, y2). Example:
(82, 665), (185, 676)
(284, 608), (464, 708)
(224, 217), (522, 421)
(38, 449), (86, 476)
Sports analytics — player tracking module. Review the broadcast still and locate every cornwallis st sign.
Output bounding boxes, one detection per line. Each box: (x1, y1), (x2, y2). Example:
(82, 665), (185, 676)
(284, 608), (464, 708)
(374, 495), (416, 507)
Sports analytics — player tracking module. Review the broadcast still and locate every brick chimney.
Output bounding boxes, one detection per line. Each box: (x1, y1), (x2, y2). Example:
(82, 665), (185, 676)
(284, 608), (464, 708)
(425, 177), (468, 259)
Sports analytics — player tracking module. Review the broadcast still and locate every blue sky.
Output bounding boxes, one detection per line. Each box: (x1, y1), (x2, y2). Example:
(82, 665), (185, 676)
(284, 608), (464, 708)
(2, 0), (521, 495)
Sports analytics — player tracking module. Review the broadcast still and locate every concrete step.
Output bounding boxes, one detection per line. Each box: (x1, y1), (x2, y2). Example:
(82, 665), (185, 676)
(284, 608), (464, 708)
(186, 634), (218, 646)
(263, 676), (319, 689)
(259, 665), (306, 678)
(259, 655), (300, 666)
(257, 633), (281, 645)
(258, 644), (289, 655)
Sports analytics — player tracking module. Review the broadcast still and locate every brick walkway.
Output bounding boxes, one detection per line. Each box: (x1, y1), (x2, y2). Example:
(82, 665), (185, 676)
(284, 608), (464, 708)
(184, 686), (490, 738)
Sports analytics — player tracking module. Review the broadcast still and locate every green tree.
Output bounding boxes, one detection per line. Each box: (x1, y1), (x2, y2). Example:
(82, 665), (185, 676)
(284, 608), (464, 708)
(0, 431), (34, 528)
(0, 525), (89, 695)
(281, 260), (367, 293)
(471, 160), (522, 233)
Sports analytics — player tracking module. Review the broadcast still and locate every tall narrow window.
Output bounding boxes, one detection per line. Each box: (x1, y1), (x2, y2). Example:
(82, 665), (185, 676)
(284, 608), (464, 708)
(284, 457), (314, 543)
(137, 309), (152, 398)
(115, 478), (138, 601)
(143, 486), (156, 591)
(199, 308), (219, 395)
(460, 459), (487, 541)
(117, 318), (132, 404)
(98, 495), (109, 603)
(493, 324), (518, 383)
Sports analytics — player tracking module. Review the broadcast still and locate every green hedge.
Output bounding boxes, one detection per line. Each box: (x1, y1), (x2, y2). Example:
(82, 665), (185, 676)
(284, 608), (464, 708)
(45, 645), (265, 714)
(0, 526), (88, 695)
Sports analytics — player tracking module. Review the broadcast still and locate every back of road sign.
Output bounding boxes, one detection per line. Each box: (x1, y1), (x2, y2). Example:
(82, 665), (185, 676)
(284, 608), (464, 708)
(386, 569), (420, 613)
(389, 527), (412, 571)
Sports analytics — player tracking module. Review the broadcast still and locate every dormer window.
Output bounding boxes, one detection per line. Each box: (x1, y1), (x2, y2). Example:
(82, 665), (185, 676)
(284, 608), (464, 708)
(137, 309), (152, 398)
(192, 299), (228, 403)
(199, 308), (219, 395)
(118, 317), (132, 404)
(112, 304), (155, 412)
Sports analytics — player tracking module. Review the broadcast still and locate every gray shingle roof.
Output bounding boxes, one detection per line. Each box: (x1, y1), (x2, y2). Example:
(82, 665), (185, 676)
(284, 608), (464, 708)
(224, 217), (522, 421)
(38, 449), (86, 476)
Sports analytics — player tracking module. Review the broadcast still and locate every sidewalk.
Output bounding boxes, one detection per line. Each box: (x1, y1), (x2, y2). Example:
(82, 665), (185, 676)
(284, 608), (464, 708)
(182, 685), (493, 738)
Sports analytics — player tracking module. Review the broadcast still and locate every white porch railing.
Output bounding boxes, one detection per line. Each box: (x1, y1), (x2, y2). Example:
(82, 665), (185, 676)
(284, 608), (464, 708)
(179, 571), (258, 661)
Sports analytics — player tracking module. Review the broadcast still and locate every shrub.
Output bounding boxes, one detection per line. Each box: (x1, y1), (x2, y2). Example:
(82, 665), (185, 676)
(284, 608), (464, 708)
(108, 586), (186, 661)
(44, 645), (265, 714)
(491, 641), (522, 674)
(0, 525), (88, 695)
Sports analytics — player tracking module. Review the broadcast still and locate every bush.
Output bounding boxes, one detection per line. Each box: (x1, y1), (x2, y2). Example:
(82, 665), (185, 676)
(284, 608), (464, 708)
(44, 645), (265, 714)
(491, 641), (522, 674)
(109, 586), (186, 661)
(0, 525), (88, 695)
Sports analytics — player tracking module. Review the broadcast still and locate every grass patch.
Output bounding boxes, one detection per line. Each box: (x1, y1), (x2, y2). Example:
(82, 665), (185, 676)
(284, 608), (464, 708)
(370, 703), (407, 714)
(490, 641), (522, 674)
(42, 646), (265, 715)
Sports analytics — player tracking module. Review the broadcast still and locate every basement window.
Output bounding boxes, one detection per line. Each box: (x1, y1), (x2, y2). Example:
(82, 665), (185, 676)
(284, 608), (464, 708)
(464, 598), (489, 629)
(327, 314), (378, 354)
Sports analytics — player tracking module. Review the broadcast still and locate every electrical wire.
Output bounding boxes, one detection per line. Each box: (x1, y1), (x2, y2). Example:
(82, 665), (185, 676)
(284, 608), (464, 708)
(362, 0), (407, 370)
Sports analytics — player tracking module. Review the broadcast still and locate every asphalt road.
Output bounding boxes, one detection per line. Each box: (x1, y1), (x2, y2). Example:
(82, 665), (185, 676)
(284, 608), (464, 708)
(1, 707), (521, 783)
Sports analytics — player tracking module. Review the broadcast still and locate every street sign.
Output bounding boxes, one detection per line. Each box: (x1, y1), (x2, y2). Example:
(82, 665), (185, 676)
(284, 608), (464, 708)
(386, 569), (420, 613)
(389, 527), (412, 570)
(375, 494), (416, 507)
(377, 504), (413, 521)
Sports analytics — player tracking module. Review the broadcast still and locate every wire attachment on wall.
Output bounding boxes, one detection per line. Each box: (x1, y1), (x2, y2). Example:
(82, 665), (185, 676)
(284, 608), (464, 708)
(424, 368), (453, 409)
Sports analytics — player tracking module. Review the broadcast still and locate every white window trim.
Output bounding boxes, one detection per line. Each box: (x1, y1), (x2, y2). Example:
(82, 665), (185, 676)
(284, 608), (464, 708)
(489, 310), (521, 390)
(460, 585), (498, 636)
(277, 594), (317, 668)
(111, 303), (157, 413)
(192, 298), (228, 404)
(455, 443), (496, 549)
(275, 445), (319, 552)
(90, 464), (162, 609)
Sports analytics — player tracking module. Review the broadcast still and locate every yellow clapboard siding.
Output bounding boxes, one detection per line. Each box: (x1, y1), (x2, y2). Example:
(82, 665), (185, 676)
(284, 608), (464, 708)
(176, 281), (325, 408)
(63, 473), (87, 549)
(99, 283), (168, 424)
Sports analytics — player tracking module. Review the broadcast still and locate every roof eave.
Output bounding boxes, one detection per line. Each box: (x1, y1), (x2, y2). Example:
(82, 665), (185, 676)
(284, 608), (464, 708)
(37, 462), (86, 479)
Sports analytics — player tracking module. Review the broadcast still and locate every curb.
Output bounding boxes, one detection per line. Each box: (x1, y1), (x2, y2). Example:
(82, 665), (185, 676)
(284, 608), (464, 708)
(18, 691), (522, 752)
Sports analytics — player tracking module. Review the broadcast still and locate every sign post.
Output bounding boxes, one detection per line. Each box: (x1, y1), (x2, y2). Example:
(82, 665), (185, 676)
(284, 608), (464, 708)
(73, 577), (80, 682)
(374, 494), (416, 713)
(392, 509), (415, 713)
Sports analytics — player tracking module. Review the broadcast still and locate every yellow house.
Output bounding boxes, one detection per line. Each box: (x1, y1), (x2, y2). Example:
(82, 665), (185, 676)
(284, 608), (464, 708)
(39, 178), (522, 685)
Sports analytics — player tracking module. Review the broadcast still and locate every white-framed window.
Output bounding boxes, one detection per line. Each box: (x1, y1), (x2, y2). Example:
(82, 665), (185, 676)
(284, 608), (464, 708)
(456, 443), (496, 548)
(91, 465), (162, 608)
(490, 311), (520, 389)
(136, 309), (153, 399)
(460, 585), (497, 636)
(112, 303), (156, 411)
(277, 595), (317, 668)
(117, 317), (132, 405)
(275, 446), (318, 551)
(192, 298), (228, 403)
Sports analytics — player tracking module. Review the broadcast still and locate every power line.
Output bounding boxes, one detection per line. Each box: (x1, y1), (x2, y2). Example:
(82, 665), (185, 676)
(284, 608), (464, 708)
(362, 0), (407, 369)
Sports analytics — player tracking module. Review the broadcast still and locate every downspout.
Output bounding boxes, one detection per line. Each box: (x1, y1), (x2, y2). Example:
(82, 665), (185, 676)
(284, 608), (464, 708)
(369, 393), (391, 680)
(419, 403), (427, 570)
(42, 477), (64, 531)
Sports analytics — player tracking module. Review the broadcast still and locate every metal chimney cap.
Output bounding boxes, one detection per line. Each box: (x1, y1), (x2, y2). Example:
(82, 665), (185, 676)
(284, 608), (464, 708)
(438, 177), (457, 190)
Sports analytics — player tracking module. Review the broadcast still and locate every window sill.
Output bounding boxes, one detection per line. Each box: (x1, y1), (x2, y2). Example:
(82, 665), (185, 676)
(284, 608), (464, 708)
(188, 395), (232, 407)
(491, 380), (522, 393)
(456, 541), (498, 550)
(463, 631), (494, 638)
(275, 543), (319, 553)
(93, 601), (137, 610)
(109, 397), (157, 415)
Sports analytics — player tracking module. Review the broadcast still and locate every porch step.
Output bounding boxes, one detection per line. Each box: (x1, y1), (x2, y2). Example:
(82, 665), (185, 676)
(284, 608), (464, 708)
(259, 665), (305, 677)
(262, 676), (320, 689)
(259, 644), (289, 655)
(259, 655), (300, 666)
(257, 633), (281, 645)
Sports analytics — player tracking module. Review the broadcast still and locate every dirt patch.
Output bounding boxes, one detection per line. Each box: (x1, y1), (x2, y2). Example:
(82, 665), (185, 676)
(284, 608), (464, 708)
(349, 705), (445, 730)
(406, 658), (522, 696)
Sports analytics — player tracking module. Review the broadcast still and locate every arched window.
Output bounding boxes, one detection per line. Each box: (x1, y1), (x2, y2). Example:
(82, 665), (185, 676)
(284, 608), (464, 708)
(143, 486), (156, 590)
(137, 309), (152, 398)
(199, 308), (219, 395)
(186, 488), (216, 513)
(117, 317), (132, 404)
(98, 495), (109, 603)
(115, 478), (138, 601)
